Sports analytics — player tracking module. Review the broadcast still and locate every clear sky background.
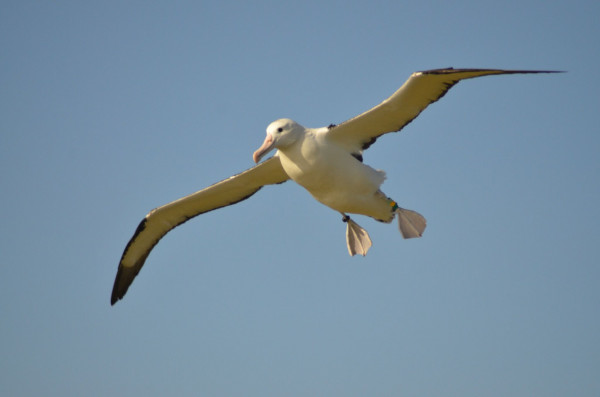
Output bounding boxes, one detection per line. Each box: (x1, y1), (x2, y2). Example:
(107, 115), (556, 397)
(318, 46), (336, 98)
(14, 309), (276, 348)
(1, 1), (598, 396)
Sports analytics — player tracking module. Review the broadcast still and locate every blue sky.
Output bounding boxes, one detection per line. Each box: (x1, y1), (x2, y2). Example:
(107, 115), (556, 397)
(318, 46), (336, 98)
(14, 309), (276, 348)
(1, 1), (598, 396)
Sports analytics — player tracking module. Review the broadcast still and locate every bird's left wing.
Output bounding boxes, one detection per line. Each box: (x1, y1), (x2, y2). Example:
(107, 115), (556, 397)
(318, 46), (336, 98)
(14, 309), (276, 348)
(326, 68), (560, 153)
(111, 155), (289, 305)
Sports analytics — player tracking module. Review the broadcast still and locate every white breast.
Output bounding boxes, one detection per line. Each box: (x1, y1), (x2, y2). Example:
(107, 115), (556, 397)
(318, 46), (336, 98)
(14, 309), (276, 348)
(277, 130), (386, 213)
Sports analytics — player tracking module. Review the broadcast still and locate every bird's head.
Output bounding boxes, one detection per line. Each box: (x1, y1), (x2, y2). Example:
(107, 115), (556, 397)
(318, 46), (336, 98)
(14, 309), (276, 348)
(253, 118), (303, 163)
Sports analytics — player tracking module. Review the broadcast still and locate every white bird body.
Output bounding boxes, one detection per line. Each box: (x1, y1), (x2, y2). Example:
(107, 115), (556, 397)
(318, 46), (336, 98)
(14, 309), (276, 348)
(274, 123), (390, 221)
(111, 68), (561, 305)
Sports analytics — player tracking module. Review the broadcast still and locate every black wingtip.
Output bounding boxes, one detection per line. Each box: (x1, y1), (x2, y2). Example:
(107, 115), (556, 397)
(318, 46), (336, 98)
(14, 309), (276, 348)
(420, 68), (565, 75)
(110, 267), (127, 305)
(110, 278), (124, 305)
(110, 263), (144, 305)
(110, 218), (151, 306)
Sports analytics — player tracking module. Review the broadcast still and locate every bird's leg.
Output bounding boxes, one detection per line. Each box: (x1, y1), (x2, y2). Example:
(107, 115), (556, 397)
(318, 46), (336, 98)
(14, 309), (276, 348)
(341, 212), (372, 257)
(387, 199), (427, 239)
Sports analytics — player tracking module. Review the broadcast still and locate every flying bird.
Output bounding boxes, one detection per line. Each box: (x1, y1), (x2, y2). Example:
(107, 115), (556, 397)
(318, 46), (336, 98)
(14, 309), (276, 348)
(111, 68), (559, 305)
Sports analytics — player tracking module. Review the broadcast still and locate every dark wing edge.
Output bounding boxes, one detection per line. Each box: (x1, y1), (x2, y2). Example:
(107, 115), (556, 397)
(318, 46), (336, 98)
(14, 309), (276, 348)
(326, 68), (563, 153)
(110, 155), (289, 305)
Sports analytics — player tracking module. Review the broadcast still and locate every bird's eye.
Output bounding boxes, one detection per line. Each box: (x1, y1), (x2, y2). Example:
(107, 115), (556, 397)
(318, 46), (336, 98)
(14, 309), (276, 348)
(277, 127), (283, 133)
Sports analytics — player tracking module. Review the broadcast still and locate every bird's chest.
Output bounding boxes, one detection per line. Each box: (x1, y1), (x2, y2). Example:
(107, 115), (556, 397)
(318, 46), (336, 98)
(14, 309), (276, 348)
(278, 139), (333, 190)
(277, 138), (378, 198)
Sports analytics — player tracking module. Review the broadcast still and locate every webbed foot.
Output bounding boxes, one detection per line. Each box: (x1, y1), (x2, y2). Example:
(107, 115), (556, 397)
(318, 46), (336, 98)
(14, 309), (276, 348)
(396, 208), (426, 238)
(342, 214), (372, 256)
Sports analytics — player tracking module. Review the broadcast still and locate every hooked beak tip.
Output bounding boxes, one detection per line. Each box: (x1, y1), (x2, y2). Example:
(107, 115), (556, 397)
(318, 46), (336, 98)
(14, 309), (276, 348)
(253, 134), (275, 163)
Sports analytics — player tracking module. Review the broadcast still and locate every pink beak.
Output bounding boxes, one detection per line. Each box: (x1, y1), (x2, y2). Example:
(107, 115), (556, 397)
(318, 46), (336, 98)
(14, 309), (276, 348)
(252, 134), (275, 163)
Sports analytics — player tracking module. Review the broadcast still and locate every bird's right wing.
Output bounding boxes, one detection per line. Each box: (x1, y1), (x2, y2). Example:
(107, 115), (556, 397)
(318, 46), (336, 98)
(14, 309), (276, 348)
(111, 155), (289, 305)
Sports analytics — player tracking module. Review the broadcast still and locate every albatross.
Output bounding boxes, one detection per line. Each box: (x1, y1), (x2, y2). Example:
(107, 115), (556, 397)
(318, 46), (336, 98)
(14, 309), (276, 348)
(111, 68), (559, 305)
